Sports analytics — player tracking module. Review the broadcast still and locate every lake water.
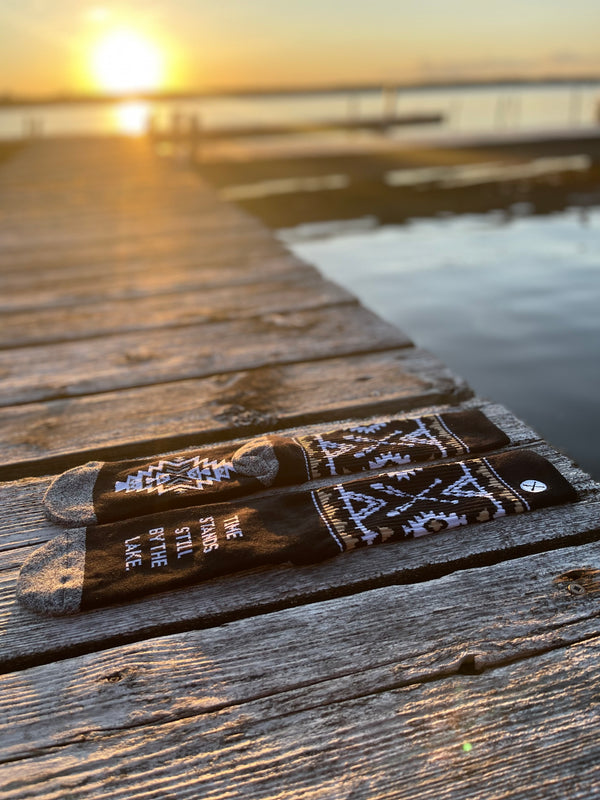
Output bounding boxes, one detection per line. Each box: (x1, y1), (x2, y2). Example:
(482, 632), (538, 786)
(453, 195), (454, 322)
(2, 81), (600, 140)
(281, 207), (600, 480)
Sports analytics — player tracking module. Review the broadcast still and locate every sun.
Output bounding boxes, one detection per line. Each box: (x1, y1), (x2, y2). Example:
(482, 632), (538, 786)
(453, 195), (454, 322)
(91, 29), (164, 94)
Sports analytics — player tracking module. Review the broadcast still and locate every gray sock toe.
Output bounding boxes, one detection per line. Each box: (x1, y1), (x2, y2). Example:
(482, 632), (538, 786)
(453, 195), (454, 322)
(43, 461), (102, 525)
(232, 438), (280, 486)
(17, 529), (86, 616)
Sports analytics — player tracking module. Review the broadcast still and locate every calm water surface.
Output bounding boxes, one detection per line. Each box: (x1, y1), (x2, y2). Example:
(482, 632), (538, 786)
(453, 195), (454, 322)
(2, 82), (600, 139)
(282, 207), (600, 479)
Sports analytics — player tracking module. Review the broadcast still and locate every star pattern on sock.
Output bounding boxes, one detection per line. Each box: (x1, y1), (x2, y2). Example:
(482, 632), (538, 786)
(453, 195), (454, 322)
(115, 456), (237, 495)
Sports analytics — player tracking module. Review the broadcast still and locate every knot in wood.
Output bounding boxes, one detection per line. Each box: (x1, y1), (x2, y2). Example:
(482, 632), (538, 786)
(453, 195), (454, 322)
(553, 567), (600, 596)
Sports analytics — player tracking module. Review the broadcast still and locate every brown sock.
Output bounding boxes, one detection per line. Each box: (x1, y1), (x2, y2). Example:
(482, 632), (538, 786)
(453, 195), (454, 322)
(43, 409), (509, 526)
(20, 448), (575, 616)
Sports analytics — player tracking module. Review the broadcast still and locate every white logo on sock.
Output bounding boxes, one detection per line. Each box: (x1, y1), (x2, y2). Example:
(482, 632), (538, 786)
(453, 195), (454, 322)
(519, 479), (548, 493)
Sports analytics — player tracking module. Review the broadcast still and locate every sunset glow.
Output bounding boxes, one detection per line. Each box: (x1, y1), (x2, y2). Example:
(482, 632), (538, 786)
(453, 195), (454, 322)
(2, 1), (600, 97)
(114, 101), (150, 135)
(91, 30), (164, 94)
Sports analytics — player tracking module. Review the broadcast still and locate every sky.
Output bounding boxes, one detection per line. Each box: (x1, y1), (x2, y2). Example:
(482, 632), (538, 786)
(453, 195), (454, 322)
(1, 0), (600, 98)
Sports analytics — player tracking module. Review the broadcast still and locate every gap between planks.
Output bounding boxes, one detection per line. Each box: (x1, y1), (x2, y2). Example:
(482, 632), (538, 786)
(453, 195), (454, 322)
(3, 540), (600, 799)
(1, 431), (599, 674)
(0, 398), (550, 552)
(0, 349), (469, 480)
(0, 306), (412, 408)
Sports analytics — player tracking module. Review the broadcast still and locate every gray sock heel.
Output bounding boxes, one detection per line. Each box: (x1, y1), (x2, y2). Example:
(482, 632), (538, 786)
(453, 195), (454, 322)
(43, 462), (102, 525)
(232, 438), (280, 485)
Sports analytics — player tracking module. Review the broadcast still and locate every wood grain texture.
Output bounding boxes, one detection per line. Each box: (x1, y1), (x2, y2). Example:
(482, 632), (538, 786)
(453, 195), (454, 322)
(0, 275), (353, 347)
(1, 439), (598, 671)
(0, 305), (411, 407)
(0, 251), (312, 312)
(0, 349), (466, 478)
(4, 540), (600, 798)
(0, 216), (276, 258)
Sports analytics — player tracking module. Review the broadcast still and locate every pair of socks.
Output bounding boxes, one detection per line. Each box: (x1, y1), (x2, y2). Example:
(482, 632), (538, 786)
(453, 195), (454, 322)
(43, 409), (509, 526)
(18, 411), (577, 616)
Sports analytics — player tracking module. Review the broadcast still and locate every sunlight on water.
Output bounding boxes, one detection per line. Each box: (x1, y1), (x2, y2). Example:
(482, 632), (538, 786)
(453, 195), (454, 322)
(385, 155), (591, 189)
(2, 82), (600, 140)
(113, 101), (150, 136)
(282, 207), (600, 478)
(220, 174), (350, 201)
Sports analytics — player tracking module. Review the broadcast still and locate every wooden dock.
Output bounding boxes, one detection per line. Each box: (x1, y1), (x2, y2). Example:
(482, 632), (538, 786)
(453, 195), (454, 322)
(2, 137), (600, 798)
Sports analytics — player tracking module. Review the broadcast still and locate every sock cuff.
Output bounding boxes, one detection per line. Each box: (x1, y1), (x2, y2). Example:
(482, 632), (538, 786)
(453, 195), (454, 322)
(298, 408), (509, 479)
(311, 448), (577, 552)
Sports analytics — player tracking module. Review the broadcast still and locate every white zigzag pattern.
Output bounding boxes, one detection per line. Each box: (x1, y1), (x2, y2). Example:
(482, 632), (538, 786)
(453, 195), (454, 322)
(115, 456), (236, 495)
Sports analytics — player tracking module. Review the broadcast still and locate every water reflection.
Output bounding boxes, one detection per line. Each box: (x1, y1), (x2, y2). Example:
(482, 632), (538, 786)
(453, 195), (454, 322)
(385, 155), (591, 189)
(284, 207), (600, 480)
(201, 144), (600, 229)
(220, 173), (350, 201)
(113, 101), (150, 136)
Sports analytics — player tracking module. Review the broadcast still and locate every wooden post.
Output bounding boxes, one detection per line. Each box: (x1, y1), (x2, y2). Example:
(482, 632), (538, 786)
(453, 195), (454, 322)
(494, 94), (507, 129)
(347, 91), (360, 123)
(569, 86), (581, 126)
(189, 113), (202, 164)
(382, 85), (397, 123)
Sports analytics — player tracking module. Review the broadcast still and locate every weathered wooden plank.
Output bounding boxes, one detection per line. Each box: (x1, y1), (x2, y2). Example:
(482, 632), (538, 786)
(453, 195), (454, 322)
(0, 136), (190, 190)
(0, 349), (466, 478)
(1, 440), (598, 671)
(5, 642), (599, 799)
(0, 184), (258, 224)
(3, 542), (600, 798)
(0, 275), (353, 348)
(0, 186), (240, 225)
(0, 139), (274, 271)
(0, 254), (314, 313)
(0, 202), (272, 252)
(0, 305), (411, 406)
(6, 534), (600, 744)
(0, 231), (284, 287)
(0, 476), (49, 555)
(0, 175), (254, 221)
(0, 218), (277, 265)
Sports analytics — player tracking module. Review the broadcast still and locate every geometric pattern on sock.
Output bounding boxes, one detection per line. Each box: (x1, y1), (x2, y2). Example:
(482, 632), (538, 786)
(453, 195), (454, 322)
(18, 448), (577, 616)
(299, 409), (508, 479)
(114, 455), (236, 495)
(313, 450), (577, 552)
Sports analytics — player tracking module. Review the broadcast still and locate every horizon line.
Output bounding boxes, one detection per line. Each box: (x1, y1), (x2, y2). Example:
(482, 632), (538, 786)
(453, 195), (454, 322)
(3, 74), (600, 107)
